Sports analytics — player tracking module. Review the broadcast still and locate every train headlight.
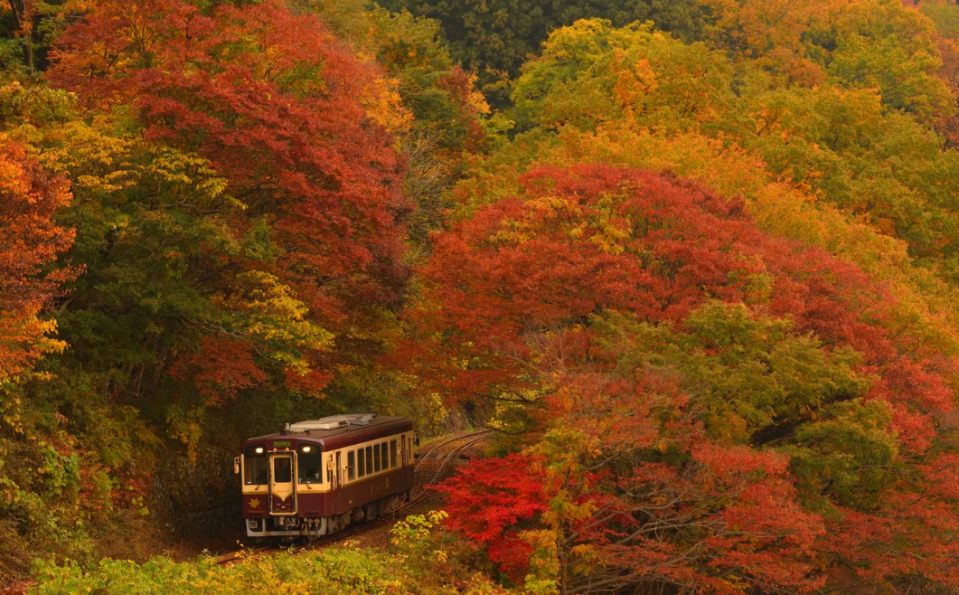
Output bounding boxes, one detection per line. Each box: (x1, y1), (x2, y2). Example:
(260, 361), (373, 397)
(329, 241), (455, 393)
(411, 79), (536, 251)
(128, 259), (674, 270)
(302, 446), (311, 453)
(255, 447), (263, 454)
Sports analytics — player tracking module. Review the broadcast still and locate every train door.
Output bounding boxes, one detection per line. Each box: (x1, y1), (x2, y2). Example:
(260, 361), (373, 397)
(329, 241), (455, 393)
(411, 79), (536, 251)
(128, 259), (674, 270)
(335, 452), (341, 487)
(269, 453), (296, 515)
(334, 451), (342, 509)
(325, 450), (342, 513)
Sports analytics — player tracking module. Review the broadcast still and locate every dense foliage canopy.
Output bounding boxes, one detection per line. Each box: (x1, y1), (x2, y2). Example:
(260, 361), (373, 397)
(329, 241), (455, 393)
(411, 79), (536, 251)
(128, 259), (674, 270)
(4, 0), (959, 594)
(427, 165), (958, 592)
(374, 0), (706, 103)
(0, 0), (485, 576)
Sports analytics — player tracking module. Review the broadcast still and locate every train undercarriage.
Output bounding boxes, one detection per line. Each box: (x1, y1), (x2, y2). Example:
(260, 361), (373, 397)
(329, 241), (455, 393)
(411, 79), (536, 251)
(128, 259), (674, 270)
(245, 490), (410, 539)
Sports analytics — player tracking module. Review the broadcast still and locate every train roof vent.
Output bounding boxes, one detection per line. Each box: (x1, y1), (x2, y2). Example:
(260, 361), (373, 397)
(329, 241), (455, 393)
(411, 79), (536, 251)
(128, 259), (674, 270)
(345, 413), (377, 426)
(286, 413), (377, 432)
(287, 420), (348, 431)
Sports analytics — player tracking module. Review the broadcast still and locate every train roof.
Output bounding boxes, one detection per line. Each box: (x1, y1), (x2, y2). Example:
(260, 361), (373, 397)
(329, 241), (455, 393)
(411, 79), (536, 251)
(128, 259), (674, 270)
(243, 414), (412, 451)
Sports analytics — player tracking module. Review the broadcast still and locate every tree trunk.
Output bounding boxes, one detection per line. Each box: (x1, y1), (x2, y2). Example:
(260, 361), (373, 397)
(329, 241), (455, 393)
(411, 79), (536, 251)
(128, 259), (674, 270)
(8, 0), (33, 73)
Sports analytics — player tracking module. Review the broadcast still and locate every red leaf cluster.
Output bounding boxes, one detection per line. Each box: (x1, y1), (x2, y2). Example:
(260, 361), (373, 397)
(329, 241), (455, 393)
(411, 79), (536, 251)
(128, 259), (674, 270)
(168, 335), (267, 405)
(434, 453), (547, 545)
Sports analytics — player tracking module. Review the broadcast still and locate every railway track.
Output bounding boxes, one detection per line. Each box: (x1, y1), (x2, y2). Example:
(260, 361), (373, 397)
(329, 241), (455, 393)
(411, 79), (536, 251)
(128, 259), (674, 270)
(215, 429), (492, 565)
(215, 545), (274, 566)
(413, 429), (489, 472)
(215, 518), (376, 565)
(408, 430), (491, 506)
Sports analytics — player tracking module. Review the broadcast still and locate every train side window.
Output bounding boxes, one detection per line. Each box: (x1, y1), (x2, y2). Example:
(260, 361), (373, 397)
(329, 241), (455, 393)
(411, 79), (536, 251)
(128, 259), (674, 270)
(373, 443), (381, 473)
(365, 446), (373, 475)
(381, 442), (389, 469)
(347, 450), (355, 481)
(358, 448), (366, 478)
(390, 440), (397, 468)
(298, 446), (323, 484)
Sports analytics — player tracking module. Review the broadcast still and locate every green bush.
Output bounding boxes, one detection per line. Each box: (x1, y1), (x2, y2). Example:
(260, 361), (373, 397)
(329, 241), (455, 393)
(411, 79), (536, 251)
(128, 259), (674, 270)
(34, 548), (399, 595)
(32, 534), (514, 595)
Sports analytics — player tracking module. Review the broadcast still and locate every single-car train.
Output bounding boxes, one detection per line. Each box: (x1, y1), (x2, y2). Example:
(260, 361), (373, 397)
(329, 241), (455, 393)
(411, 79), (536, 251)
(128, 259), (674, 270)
(236, 413), (416, 538)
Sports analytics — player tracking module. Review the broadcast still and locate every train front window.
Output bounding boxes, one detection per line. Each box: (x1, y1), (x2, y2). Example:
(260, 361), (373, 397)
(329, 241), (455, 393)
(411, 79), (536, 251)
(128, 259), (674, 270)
(273, 456), (292, 483)
(298, 446), (323, 484)
(243, 449), (268, 485)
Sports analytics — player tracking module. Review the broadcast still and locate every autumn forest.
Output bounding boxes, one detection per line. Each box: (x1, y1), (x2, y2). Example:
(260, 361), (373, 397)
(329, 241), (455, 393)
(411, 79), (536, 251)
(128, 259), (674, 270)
(4, 0), (959, 593)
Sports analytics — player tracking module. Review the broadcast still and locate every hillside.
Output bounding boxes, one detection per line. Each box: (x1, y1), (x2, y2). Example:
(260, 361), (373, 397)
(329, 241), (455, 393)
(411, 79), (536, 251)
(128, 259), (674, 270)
(3, 0), (959, 593)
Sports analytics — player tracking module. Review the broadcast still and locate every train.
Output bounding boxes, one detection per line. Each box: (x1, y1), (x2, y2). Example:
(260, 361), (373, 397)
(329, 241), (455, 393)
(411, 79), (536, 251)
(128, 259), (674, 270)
(235, 413), (417, 538)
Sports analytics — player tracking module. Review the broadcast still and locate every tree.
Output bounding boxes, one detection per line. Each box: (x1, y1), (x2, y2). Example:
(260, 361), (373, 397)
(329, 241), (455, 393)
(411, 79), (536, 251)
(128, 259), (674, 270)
(362, 6), (491, 247)
(0, 2), (421, 568)
(698, 0), (853, 85)
(817, 0), (956, 122)
(0, 135), (73, 382)
(410, 164), (959, 592)
(0, 135), (76, 577)
(46, 0), (410, 409)
(375, 0), (706, 105)
(918, 0), (959, 145)
(512, 20), (733, 132)
(0, 0), (86, 76)
(434, 453), (547, 581)
(509, 17), (959, 285)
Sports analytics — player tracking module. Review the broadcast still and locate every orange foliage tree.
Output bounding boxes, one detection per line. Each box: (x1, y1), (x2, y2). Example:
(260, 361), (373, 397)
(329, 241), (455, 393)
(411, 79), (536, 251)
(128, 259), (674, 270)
(0, 138), (73, 381)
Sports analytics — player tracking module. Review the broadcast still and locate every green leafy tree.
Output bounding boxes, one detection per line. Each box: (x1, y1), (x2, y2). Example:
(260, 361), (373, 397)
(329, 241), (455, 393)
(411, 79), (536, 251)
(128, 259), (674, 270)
(375, 0), (706, 105)
(813, 0), (956, 121)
